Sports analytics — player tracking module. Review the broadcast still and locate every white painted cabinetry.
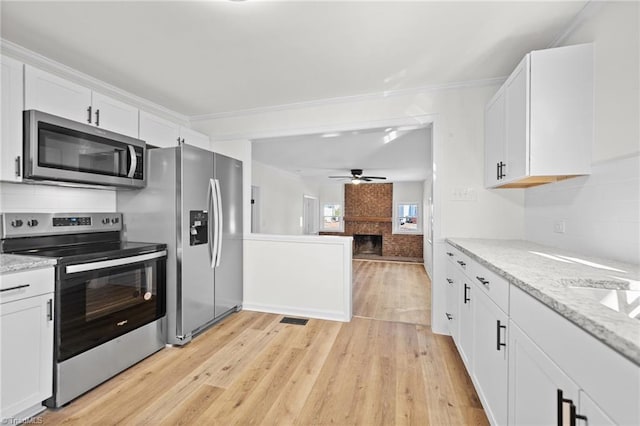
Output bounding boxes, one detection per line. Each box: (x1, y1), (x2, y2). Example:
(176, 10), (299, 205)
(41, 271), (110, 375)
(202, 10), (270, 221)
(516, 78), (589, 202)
(444, 250), (459, 342)
(508, 321), (581, 425)
(0, 267), (54, 422)
(485, 43), (593, 188)
(139, 110), (180, 148)
(24, 65), (139, 138)
(1, 55), (24, 182)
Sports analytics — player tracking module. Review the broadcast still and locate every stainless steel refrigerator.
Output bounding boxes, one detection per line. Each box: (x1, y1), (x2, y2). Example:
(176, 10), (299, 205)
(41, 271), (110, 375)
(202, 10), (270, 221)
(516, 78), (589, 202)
(117, 144), (243, 345)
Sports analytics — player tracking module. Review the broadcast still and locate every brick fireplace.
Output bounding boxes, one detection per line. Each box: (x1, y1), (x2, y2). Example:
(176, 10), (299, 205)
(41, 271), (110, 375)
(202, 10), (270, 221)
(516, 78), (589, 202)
(321, 183), (423, 260)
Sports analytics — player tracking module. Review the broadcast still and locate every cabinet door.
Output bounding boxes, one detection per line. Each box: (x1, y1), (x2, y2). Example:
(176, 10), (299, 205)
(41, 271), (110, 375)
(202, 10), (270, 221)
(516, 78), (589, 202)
(445, 258), (459, 342)
(180, 126), (210, 151)
(504, 56), (529, 184)
(509, 321), (580, 426)
(91, 92), (139, 138)
(24, 65), (92, 123)
(1, 56), (24, 182)
(578, 390), (615, 426)
(473, 288), (508, 426)
(0, 294), (54, 419)
(484, 89), (505, 188)
(139, 110), (180, 148)
(457, 271), (474, 370)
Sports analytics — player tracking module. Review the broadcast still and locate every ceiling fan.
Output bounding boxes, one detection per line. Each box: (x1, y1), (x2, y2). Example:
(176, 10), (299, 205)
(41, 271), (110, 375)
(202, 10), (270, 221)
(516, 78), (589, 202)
(329, 169), (387, 184)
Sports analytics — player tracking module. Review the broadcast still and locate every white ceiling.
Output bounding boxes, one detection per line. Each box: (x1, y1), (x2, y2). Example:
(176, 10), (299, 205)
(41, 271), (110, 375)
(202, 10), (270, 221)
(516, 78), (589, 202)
(1, 0), (588, 117)
(252, 126), (431, 183)
(1, 1), (588, 184)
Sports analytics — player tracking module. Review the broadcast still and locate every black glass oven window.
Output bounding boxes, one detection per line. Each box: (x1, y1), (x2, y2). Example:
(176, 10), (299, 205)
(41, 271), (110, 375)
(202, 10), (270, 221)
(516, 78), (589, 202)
(58, 257), (165, 362)
(38, 122), (134, 178)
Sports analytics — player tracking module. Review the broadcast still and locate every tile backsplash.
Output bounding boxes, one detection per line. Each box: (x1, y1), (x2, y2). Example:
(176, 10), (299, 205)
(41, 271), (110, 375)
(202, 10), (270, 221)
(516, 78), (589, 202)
(0, 182), (116, 213)
(525, 154), (640, 264)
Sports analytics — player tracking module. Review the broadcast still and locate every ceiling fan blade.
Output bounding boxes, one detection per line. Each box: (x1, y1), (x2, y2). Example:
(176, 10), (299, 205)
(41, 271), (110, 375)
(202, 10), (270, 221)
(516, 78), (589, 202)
(328, 176), (353, 179)
(362, 176), (387, 180)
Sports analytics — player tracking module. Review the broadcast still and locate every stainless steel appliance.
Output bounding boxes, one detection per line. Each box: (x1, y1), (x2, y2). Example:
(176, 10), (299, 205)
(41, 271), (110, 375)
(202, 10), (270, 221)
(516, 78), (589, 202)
(0, 212), (166, 407)
(117, 144), (243, 345)
(23, 110), (146, 188)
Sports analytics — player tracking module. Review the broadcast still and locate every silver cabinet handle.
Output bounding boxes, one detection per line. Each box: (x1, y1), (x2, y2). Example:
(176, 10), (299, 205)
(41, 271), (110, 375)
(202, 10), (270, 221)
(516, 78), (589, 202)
(66, 250), (166, 274)
(127, 145), (137, 178)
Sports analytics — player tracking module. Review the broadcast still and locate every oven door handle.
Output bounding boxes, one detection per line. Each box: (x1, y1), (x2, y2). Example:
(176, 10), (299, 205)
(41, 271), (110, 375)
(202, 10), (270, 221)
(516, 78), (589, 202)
(65, 250), (167, 274)
(126, 145), (137, 178)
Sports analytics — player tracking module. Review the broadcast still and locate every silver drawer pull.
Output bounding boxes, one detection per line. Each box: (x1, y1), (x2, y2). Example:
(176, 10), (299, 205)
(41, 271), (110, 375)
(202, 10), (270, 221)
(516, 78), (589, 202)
(0, 284), (30, 292)
(476, 276), (490, 288)
(66, 250), (167, 274)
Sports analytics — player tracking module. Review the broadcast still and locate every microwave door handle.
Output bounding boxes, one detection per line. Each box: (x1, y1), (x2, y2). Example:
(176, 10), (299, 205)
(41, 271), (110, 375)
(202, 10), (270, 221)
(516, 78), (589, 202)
(214, 178), (223, 268)
(126, 145), (137, 178)
(209, 179), (218, 269)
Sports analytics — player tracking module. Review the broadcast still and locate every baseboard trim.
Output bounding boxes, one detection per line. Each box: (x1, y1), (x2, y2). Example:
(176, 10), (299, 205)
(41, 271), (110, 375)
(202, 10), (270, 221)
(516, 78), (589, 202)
(242, 303), (351, 323)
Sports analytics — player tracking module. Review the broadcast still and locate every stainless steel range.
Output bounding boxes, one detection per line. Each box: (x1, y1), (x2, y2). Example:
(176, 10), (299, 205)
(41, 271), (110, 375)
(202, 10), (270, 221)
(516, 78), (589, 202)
(0, 212), (167, 407)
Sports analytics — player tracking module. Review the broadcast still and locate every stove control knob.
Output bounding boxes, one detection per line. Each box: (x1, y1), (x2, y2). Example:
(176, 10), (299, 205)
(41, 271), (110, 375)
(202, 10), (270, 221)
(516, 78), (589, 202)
(111, 217), (120, 224)
(102, 218), (110, 225)
(10, 219), (23, 228)
(27, 219), (39, 227)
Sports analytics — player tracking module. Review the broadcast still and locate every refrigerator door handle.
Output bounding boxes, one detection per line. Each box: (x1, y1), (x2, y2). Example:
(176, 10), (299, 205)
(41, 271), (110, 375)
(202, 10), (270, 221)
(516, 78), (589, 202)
(208, 178), (217, 269)
(214, 178), (223, 267)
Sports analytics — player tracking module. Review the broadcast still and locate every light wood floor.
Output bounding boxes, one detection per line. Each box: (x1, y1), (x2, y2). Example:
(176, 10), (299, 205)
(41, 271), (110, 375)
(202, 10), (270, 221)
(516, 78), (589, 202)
(41, 261), (487, 425)
(353, 260), (431, 326)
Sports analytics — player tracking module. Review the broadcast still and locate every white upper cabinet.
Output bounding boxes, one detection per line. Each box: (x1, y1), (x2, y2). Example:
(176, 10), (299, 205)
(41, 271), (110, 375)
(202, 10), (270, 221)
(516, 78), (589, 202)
(91, 92), (139, 138)
(139, 110), (180, 148)
(179, 126), (210, 151)
(24, 65), (139, 138)
(485, 43), (594, 188)
(25, 64), (91, 124)
(1, 55), (24, 182)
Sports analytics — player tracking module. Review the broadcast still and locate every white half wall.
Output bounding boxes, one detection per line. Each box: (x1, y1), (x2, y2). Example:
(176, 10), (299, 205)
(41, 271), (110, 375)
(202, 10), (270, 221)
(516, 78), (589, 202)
(243, 233), (353, 322)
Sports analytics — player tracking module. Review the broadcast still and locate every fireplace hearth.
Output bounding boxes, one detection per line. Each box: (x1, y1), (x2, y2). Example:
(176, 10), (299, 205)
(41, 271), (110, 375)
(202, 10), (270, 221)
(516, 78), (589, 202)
(353, 234), (382, 256)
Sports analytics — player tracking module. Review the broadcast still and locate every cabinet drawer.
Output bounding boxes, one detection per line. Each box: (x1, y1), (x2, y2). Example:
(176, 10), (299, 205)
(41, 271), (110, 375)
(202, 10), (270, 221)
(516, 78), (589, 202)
(469, 261), (509, 313)
(0, 267), (54, 304)
(510, 285), (639, 425)
(446, 244), (470, 276)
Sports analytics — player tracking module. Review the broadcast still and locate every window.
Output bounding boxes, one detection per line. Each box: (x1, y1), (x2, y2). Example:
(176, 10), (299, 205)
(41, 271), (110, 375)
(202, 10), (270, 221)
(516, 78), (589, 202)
(321, 203), (343, 232)
(395, 202), (421, 234)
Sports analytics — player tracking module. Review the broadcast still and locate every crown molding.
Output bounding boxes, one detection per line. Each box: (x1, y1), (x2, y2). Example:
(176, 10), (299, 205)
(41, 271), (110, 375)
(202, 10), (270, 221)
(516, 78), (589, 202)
(0, 38), (189, 124)
(547, 0), (604, 48)
(189, 76), (506, 123)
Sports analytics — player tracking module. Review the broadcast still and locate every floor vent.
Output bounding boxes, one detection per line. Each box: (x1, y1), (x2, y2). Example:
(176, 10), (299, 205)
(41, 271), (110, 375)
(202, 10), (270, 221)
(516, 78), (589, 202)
(280, 317), (309, 326)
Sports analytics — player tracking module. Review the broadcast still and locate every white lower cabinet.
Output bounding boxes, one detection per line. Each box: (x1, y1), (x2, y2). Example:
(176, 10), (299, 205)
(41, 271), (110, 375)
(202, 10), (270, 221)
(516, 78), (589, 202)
(508, 321), (580, 425)
(473, 289), (508, 426)
(444, 252), (459, 342)
(457, 270), (474, 370)
(444, 242), (637, 425)
(0, 267), (54, 422)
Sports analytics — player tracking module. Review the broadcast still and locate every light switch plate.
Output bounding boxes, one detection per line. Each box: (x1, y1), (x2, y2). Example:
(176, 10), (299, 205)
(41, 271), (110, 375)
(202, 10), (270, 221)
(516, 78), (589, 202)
(553, 220), (566, 233)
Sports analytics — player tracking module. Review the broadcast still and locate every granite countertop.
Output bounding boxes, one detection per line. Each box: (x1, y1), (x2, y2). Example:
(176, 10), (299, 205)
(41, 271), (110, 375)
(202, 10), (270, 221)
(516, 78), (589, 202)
(446, 238), (640, 366)
(0, 254), (57, 274)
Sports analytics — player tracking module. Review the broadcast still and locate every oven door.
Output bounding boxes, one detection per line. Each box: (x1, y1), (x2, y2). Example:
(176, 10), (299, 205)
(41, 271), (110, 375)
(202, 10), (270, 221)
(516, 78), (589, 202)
(23, 109), (146, 188)
(57, 250), (166, 362)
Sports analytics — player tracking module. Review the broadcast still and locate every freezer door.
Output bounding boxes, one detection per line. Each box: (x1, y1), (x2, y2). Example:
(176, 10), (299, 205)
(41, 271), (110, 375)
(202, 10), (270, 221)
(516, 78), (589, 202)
(213, 153), (243, 318)
(179, 144), (216, 337)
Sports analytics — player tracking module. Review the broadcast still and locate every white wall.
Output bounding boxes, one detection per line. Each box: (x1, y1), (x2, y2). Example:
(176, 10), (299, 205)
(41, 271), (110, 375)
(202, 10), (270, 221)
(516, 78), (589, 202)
(244, 233), (353, 322)
(0, 182), (115, 212)
(524, 1), (640, 264)
(251, 161), (319, 235)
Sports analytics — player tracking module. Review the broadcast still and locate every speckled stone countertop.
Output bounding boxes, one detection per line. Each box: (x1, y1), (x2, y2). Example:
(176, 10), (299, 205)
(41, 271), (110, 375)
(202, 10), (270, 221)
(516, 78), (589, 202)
(0, 254), (57, 274)
(446, 238), (640, 366)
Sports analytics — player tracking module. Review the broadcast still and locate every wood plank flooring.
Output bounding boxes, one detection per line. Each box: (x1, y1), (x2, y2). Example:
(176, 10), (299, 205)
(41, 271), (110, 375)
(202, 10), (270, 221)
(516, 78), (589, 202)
(40, 261), (486, 425)
(353, 259), (431, 325)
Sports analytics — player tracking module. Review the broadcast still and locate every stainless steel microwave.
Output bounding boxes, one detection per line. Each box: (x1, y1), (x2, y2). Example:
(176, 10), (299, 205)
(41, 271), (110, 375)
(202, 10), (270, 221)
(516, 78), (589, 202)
(23, 110), (146, 189)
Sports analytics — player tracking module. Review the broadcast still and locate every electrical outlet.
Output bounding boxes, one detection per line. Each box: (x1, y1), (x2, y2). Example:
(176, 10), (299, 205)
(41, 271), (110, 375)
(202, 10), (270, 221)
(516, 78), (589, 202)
(553, 220), (566, 234)
(452, 187), (477, 201)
